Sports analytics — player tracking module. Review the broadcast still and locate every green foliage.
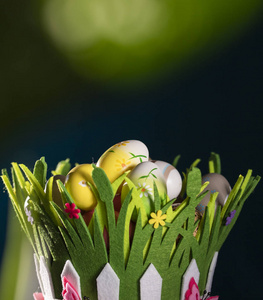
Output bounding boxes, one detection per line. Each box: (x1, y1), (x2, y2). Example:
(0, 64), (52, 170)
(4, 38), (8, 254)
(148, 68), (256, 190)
(1, 154), (260, 299)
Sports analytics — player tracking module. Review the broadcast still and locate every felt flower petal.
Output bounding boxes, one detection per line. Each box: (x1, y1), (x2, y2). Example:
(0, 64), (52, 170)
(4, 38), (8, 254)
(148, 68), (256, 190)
(33, 293), (45, 300)
(61, 260), (81, 297)
(180, 259), (200, 300)
(184, 277), (200, 300)
(62, 277), (81, 300)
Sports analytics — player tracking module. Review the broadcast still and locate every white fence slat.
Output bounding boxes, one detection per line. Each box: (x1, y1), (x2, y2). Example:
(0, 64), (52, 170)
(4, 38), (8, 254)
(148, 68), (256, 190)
(140, 263), (162, 300)
(96, 263), (120, 300)
(205, 252), (218, 294)
(180, 259), (200, 300)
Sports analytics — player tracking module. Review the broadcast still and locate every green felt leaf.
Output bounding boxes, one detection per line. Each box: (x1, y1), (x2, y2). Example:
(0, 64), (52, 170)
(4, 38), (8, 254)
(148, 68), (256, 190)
(93, 211), (108, 261)
(50, 201), (83, 249)
(239, 169), (252, 199)
(32, 224), (43, 258)
(1, 174), (20, 214)
(92, 167), (117, 254)
(172, 155), (181, 168)
(32, 201), (69, 261)
(221, 174), (243, 220)
(124, 177), (148, 226)
(207, 192), (218, 232)
(58, 226), (77, 259)
(186, 167), (202, 198)
(39, 230), (50, 261)
(1, 168), (10, 182)
(198, 207), (210, 255)
(10, 170), (37, 249)
(209, 152), (221, 174)
(11, 163), (26, 190)
(145, 226), (163, 263)
(45, 176), (54, 203)
(153, 182), (161, 212)
(56, 180), (75, 206)
(160, 198), (175, 214)
(126, 210), (153, 267)
(239, 175), (261, 205)
(208, 206), (221, 252)
(116, 189), (132, 266)
(190, 158), (201, 169)
(19, 164), (47, 208)
(12, 168), (28, 207)
(200, 180), (210, 193)
(165, 197), (188, 224)
(1, 174), (36, 252)
(52, 158), (71, 176)
(92, 166), (114, 204)
(33, 157), (47, 188)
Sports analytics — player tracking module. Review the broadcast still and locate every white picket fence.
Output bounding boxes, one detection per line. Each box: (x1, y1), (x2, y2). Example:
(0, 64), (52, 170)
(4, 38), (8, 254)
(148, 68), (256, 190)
(96, 252), (218, 300)
(34, 252), (218, 300)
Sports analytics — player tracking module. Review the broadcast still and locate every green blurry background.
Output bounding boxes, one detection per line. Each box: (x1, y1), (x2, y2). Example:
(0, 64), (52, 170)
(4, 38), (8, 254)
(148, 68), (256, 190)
(0, 0), (263, 299)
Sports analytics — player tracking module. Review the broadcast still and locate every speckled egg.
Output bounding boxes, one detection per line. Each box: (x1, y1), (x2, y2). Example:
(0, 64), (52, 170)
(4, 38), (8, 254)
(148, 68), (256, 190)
(96, 140), (149, 183)
(151, 160), (182, 200)
(65, 164), (97, 211)
(121, 161), (167, 217)
(196, 173), (231, 215)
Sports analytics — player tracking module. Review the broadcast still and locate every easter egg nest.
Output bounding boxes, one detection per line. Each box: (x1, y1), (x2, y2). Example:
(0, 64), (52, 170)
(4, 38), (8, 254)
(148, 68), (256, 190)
(1, 143), (260, 300)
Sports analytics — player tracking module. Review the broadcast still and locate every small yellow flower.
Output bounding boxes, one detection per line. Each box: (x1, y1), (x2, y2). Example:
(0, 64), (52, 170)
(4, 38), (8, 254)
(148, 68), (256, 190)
(149, 210), (167, 229)
(115, 158), (131, 171)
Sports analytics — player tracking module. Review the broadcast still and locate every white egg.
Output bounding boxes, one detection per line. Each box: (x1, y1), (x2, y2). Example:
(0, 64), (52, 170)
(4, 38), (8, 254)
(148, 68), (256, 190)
(121, 161), (167, 216)
(151, 160), (182, 200)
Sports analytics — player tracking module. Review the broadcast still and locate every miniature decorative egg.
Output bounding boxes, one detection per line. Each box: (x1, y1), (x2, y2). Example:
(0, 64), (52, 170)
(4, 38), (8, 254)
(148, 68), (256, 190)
(97, 140), (149, 183)
(151, 160), (182, 200)
(196, 173), (231, 215)
(121, 161), (167, 216)
(65, 164), (97, 211)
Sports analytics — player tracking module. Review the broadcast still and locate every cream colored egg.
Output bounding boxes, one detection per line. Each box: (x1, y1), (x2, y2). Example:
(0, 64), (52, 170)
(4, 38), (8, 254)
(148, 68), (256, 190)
(97, 140), (149, 182)
(121, 161), (167, 216)
(151, 160), (182, 200)
(65, 164), (97, 211)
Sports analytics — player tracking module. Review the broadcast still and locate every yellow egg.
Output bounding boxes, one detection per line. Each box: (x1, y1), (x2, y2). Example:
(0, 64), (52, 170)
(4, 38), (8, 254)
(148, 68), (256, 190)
(65, 164), (97, 211)
(97, 140), (149, 182)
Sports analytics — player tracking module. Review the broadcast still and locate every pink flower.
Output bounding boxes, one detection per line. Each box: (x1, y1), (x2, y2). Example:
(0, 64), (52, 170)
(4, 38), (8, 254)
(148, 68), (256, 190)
(185, 277), (219, 300)
(64, 203), (81, 219)
(62, 276), (81, 300)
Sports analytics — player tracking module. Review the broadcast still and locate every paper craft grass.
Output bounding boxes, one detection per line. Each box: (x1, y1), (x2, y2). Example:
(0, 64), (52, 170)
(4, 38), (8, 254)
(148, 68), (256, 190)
(1, 153), (260, 300)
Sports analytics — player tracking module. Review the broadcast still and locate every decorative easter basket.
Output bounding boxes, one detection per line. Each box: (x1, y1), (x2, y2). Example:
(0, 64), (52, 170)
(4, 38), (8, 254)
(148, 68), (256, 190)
(1, 146), (260, 300)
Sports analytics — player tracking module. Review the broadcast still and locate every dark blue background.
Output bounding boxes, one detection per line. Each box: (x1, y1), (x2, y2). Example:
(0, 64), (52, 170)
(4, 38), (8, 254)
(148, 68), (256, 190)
(0, 2), (262, 298)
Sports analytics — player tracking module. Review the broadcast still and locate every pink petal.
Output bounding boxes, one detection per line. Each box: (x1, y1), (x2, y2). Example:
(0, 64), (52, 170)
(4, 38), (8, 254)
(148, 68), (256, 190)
(185, 277), (200, 300)
(65, 203), (71, 209)
(33, 293), (45, 300)
(62, 277), (81, 300)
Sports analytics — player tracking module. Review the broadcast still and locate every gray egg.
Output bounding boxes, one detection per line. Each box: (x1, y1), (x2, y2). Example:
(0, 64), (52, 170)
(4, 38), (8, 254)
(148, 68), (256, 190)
(196, 173), (231, 215)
